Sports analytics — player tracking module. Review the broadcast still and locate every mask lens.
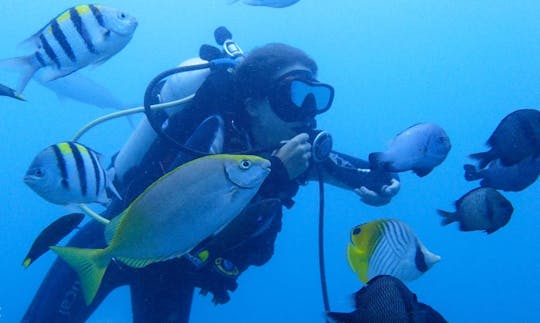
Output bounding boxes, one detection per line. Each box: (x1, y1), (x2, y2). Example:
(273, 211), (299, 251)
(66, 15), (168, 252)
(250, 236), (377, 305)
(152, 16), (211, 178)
(290, 80), (334, 112)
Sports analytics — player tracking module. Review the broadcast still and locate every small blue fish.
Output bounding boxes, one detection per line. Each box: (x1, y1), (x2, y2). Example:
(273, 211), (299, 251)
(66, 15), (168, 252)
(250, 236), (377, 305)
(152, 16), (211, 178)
(464, 156), (540, 192)
(369, 122), (451, 177)
(229, 0), (300, 8)
(0, 4), (137, 94)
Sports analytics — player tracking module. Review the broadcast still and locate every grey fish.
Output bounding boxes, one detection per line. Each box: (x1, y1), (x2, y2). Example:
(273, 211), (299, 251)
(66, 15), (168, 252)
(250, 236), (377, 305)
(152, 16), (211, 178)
(470, 109), (540, 168)
(326, 275), (447, 323)
(369, 122), (451, 177)
(0, 82), (24, 101)
(229, 0), (300, 8)
(438, 187), (513, 234)
(0, 5), (137, 94)
(464, 156), (540, 192)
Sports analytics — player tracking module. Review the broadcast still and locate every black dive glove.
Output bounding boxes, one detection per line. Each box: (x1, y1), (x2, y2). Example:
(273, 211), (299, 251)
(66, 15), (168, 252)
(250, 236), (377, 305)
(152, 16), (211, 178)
(191, 255), (240, 305)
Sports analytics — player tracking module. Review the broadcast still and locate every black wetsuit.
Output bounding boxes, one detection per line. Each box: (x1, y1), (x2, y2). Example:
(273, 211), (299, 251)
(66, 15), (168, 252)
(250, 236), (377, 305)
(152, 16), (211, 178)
(22, 97), (396, 323)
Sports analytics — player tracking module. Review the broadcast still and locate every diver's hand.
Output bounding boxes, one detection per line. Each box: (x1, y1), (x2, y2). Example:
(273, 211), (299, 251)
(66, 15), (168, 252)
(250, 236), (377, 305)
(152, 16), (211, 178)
(273, 133), (312, 180)
(355, 177), (400, 206)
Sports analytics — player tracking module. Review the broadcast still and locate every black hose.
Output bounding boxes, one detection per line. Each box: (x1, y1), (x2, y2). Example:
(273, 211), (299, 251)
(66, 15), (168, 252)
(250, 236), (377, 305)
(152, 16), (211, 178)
(316, 164), (331, 321)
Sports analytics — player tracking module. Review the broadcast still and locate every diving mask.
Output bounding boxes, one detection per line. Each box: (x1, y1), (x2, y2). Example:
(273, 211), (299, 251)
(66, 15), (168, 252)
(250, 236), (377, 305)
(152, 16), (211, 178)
(267, 70), (334, 122)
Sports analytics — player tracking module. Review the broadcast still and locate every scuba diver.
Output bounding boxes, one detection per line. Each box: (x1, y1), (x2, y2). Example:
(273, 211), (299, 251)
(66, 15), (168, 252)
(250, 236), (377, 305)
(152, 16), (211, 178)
(22, 29), (400, 323)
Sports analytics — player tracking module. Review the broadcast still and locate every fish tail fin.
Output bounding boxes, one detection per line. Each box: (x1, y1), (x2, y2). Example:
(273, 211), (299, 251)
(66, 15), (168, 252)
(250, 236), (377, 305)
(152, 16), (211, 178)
(437, 209), (457, 226)
(463, 164), (481, 181)
(326, 311), (353, 323)
(50, 246), (109, 305)
(469, 151), (492, 169)
(0, 55), (39, 94)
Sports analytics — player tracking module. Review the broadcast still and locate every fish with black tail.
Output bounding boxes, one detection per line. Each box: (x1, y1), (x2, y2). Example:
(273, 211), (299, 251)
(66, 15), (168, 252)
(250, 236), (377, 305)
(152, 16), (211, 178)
(464, 156), (540, 192)
(24, 142), (121, 206)
(369, 122), (451, 177)
(470, 109), (540, 168)
(438, 187), (513, 234)
(0, 82), (24, 101)
(327, 275), (447, 323)
(0, 4), (137, 94)
(22, 213), (85, 268)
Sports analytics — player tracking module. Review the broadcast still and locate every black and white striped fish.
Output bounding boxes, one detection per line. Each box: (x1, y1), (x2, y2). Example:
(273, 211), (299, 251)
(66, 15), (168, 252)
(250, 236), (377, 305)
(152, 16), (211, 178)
(24, 142), (121, 206)
(347, 219), (440, 283)
(0, 4), (137, 94)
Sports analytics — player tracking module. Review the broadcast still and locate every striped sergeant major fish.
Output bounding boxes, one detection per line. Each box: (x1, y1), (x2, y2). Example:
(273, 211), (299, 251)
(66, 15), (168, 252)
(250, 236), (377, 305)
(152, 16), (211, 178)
(0, 4), (137, 95)
(347, 219), (440, 283)
(24, 142), (121, 206)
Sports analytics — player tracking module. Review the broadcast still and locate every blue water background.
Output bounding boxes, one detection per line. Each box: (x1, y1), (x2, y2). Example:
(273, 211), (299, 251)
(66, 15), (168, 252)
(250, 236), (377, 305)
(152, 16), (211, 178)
(1, 1), (539, 322)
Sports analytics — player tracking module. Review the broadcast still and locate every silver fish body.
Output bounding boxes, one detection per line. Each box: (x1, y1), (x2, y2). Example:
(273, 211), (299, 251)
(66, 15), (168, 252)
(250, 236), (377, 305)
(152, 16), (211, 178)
(438, 187), (513, 234)
(369, 122), (451, 177)
(1, 4), (137, 93)
(24, 142), (120, 205)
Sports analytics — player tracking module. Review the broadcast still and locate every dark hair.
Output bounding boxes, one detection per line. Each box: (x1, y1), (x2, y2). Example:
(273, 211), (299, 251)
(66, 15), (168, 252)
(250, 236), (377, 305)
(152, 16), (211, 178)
(234, 43), (318, 101)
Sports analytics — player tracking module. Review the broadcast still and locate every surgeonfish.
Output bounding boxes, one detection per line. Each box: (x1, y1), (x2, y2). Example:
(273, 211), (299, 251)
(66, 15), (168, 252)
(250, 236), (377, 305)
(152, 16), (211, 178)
(0, 4), (137, 94)
(51, 154), (271, 305)
(347, 219), (440, 283)
(464, 156), (540, 192)
(0, 82), (24, 101)
(229, 0), (300, 8)
(438, 187), (513, 234)
(369, 122), (451, 177)
(22, 213), (85, 268)
(470, 109), (540, 168)
(327, 275), (447, 323)
(24, 142), (121, 206)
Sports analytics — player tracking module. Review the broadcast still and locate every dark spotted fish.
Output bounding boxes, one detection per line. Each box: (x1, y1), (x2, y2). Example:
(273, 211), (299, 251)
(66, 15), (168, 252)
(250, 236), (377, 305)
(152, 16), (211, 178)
(327, 275), (447, 323)
(438, 187), (513, 234)
(464, 156), (540, 192)
(470, 109), (540, 168)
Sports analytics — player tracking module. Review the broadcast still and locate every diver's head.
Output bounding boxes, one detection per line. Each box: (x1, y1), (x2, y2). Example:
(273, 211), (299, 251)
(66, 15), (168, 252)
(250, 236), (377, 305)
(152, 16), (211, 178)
(235, 43), (334, 147)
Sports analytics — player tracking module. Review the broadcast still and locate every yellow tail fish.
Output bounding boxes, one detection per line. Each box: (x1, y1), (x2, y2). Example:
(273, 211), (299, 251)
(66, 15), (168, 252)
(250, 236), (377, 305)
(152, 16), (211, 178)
(51, 154), (270, 305)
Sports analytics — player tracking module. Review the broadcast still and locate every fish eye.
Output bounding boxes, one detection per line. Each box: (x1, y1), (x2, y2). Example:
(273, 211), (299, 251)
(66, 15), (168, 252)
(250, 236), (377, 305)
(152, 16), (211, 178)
(33, 168), (45, 177)
(118, 12), (127, 19)
(239, 159), (252, 169)
(352, 227), (361, 235)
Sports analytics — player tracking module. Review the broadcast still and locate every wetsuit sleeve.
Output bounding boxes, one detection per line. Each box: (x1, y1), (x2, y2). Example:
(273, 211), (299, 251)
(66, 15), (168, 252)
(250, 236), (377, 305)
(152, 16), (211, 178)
(312, 151), (399, 194)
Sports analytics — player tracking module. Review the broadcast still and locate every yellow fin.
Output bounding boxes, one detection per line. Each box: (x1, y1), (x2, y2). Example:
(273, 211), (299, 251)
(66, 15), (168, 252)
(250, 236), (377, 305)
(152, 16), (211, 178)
(117, 257), (156, 268)
(104, 213), (124, 244)
(22, 257), (32, 268)
(50, 246), (108, 305)
(347, 243), (370, 283)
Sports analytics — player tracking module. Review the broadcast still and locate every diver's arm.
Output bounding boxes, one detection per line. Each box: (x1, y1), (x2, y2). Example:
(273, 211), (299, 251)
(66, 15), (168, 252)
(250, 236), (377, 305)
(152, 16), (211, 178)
(307, 151), (400, 206)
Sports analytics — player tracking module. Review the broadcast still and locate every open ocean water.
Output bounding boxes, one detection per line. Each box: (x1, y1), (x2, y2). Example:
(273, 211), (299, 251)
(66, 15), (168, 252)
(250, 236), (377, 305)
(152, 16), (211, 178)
(1, 1), (539, 322)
